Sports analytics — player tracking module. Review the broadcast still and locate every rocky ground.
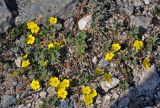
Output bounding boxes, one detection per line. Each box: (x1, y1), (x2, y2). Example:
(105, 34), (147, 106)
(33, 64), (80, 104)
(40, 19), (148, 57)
(0, 0), (160, 108)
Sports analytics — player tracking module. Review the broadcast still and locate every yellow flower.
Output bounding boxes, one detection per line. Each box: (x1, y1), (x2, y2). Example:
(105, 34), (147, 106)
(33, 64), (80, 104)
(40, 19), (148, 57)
(27, 21), (36, 29)
(59, 79), (70, 89)
(105, 52), (115, 61)
(30, 80), (40, 90)
(48, 42), (61, 50)
(95, 67), (104, 75)
(133, 40), (144, 50)
(39, 60), (48, 67)
(53, 42), (61, 50)
(111, 43), (121, 51)
(26, 35), (35, 45)
(82, 86), (91, 95)
(105, 73), (112, 83)
(49, 77), (60, 87)
(48, 43), (54, 49)
(30, 24), (40, 34)
(59, 40), (65, 46)
(27, 21), (40, 34)
(83, 95), (93, 106)
(12, 71), (19, 77)
(57, 88), (68, 99)
(143, 57), (151, 69)
(49, 17), (58, 24)
(90, 89), (97, 98)
(23, 54), (28, 59)
(21, 59), (30, 68)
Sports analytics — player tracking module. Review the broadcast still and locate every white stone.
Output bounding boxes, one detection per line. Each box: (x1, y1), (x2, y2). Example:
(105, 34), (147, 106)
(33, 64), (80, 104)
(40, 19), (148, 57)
(47, 87), (55, 96)
(39, 91), (47, 98)
(92, 56), (97, 64)
(15, 57), (22, 68)
(100, 78), (120, 92)
(78, 15), (92, 30)
(98, 59), (109, 67)
(143, 0), (151, 5)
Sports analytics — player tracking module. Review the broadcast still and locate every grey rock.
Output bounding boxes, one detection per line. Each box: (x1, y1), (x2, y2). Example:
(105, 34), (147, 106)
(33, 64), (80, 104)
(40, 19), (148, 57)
(133, 65), (160, 93)
(64, 17), (74, 30)
(101, 94), (111, 108)
(47, 87), (55, 96)
(143, 0), (151, 5)
(132, 0), (143, 7)
(35, 99), (44, 108)
(57, 99), (73, 108)
(130, 15), (152, 28)
(1, 95), (16, 108)
(0, 0), (11, 34)
(0, 0), (79, 33)
(117, 96), (130, 108)
(100, 78), (120, 92)
(116, 0), (125, 11)
(98, 59), (109, 68)
(125, 4), (134, 15)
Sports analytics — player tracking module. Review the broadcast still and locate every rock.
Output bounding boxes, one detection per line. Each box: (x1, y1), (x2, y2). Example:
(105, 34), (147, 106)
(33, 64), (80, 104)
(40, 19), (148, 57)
(128, 95), (154, 107)
(35, 99), (44, 108)
(47, 87), (55, 96)
(17, 105), (25, 108)
(117, 96), (130, 108)
(0, 0), (79, 33)
(92, 56), (97, 64)
(125, 4), (134, 15)
(57, 99), (73, 108)
(39, 91), (47, 98)
(78, 14), (92, 30)
(143, 0), (151, 5)
(0, 0), (11, 34)
(98, 59), (109, 68)
(95, 95), (102, 104)
(132, 0), (143, 7)
(130, 15), (152, 28)
(133, 65), (160, 93)
(100, 94), (111, 108)
(116, 0), (125, 11)
(64, 17), (74, 30)
(15, 57), (22, 68)
(1, 95), (16, 108)
(100, 78), (120, 92)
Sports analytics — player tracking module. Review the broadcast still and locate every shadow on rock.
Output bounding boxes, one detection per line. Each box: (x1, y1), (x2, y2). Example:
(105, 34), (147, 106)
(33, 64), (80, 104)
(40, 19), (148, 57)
(4, 0), (19, 26)
(110, 65), (160, 108)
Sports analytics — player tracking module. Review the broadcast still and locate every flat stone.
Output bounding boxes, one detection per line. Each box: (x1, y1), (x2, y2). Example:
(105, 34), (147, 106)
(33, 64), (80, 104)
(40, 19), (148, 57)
(117, 96), (130, 108)
(133, 65), (160, 93)
(132, 0), (143, 7)
(47, 87), (55, 96)
(98, 59), (109, 68)
(125, 4), (134, 15)
(1, 95), (16, 108)
(39, 91), (47, 98)
(78, 14), (92, 30)
(130, 15), (152, 28)
(0, 0), (79, 33)
(100, 78), (120, 92)
(143, 0), (151, 5)
(0, 0), (11, 34)
(15, 57), (22, 68)
(92, 56), (97, 64)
